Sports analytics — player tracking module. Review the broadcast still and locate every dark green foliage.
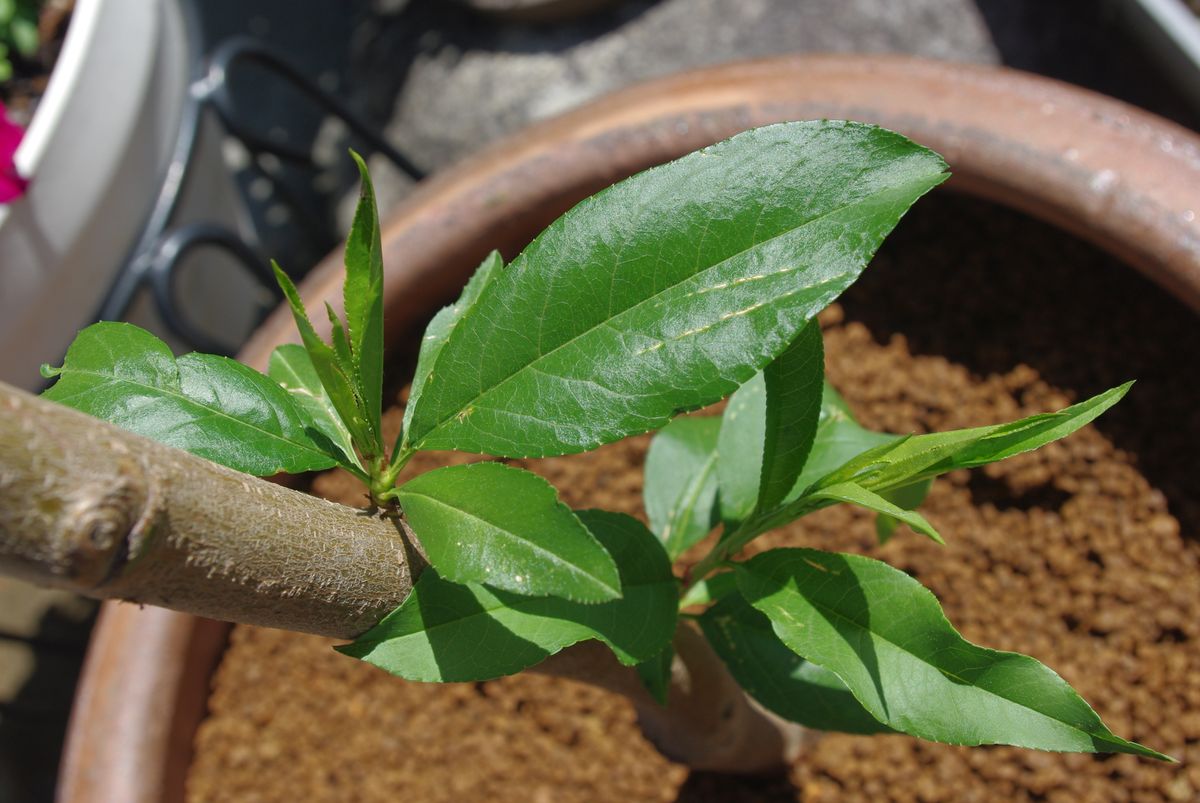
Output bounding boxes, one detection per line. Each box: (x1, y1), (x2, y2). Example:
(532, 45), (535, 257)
(41, 128), (1166, 761)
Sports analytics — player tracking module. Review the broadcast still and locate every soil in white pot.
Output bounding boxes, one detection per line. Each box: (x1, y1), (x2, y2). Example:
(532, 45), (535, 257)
(187, 195), (1200, 802)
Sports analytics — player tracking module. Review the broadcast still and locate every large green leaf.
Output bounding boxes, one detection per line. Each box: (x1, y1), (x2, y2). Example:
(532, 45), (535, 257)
(643, 416), (722, 560)
(700, 591), (891, 734)
(403, 250), (504, 436)
(340, 510), (677, 681)
(405, 122), (948, 458)
(42, 322), (338, 476)
(396, 462), (621, 602)
(736, 548), (1170, 759)
(343, 151), (386, 447)
(268, 344), (363, 472)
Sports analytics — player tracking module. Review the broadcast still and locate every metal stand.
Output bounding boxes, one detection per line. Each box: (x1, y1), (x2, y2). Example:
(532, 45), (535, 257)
(96, 1), (424, 355)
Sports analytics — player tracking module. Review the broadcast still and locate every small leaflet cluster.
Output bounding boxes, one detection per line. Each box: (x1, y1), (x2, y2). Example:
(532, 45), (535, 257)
(41, 124), (1169, 761)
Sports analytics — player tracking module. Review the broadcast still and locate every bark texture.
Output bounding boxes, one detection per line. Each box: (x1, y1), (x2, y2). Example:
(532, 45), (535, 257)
(2, 381), (804, 772)
(0, 381), (416, 638)
(536, 625), (808, 772)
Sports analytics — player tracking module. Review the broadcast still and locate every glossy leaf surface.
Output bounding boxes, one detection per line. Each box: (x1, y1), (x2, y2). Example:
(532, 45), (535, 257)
(811, 384), (1132, 497)
(717, 323), (824, 522)
(268, 344), (362, 471)
(340, 511), (676, 681)
(758, 322), (824, 511)
(405, 122), (948, 457)
(397, 462), (620, 602)
(42, 322), (337, 476)
(273, 264), (375, 453)
(717, 373), (766, 523)
(343, 151), (386, 445)
(403, 251), (504, 436)
(644, 416), (722, 559)
(737, 548), (1169, 759)
(700, 591), (891, 734)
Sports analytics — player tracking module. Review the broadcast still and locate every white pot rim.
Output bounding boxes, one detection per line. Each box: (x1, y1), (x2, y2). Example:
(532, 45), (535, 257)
(0, 0), (190, 389)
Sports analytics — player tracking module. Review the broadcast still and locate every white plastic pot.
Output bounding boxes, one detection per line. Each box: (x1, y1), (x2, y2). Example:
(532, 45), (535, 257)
(0, 0), (188, 389)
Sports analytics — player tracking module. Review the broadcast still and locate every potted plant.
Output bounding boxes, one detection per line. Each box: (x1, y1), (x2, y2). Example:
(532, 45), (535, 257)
(18, 54), (1200, 796)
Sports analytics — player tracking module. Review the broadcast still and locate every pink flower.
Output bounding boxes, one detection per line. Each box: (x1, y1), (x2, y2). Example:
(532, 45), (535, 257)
(1, 101), (29, 203)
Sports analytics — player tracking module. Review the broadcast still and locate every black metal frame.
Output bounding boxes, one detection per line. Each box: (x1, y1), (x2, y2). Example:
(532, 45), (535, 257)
(96, 0), (423, 355)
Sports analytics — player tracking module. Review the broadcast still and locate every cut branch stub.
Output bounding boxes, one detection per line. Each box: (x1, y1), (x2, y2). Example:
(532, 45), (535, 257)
(0, 381), (415, 639)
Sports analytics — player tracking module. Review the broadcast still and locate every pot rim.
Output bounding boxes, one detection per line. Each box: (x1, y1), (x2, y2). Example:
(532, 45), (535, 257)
(58, 53), (1200, 803)
(0, 0), (191, 390)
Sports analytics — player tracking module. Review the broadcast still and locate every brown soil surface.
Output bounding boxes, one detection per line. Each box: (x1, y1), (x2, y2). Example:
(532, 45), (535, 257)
(187, 194), (1200, 802)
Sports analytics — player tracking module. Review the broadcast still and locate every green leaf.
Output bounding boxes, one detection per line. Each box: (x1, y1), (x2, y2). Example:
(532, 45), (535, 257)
(811, 384), (1132, 497)
(42, 322), (338, 476)
(759, 322), (824, 511)
(875, 478), (933, 544)
(343, 151), (386, 450)
(810, 429), (975, 495)
(644, 416), (721, 560)
(340, 510), (677, 681)
(325, 302), (355, 379)
(810, 482), (943, 544)
(403, 250), (504, 438)
(717, 323), (824, 522)
(268, 344), (364, 473)
(736, 548), (1171, 759)
(405, 121), (948, 458)
(635, 644), (675, 706)
(396, 462), (621, 602)
(717, 373), (766, 523)
(273, 263), (376, 454)
(700, 591), (891, 734)
(932, 382), (1133, 472)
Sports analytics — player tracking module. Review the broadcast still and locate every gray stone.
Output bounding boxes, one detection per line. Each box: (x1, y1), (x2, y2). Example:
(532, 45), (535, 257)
(384, 0), (999, 173)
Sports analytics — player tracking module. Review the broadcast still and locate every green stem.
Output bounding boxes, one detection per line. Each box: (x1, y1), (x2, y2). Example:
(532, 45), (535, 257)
(387, 448), (413, 483)
(686, 528), (746, 592)
(343, 461), (372, 485)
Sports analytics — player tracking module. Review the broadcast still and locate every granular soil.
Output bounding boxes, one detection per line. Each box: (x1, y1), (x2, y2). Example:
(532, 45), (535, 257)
(186, 194), (1200, 802)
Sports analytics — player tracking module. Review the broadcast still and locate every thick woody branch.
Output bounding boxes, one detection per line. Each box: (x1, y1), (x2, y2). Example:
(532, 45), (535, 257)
(1, 381), (806, 772)
(0, 381), (415, 638)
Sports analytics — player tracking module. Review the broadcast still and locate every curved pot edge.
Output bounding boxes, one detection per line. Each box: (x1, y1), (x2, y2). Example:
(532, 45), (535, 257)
(60, 54), (1200, 803)
(242, 53), (1200, 373)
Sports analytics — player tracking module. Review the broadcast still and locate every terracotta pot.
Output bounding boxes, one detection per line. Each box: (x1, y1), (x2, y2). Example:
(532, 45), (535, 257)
(57, 54), (1200, 803)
